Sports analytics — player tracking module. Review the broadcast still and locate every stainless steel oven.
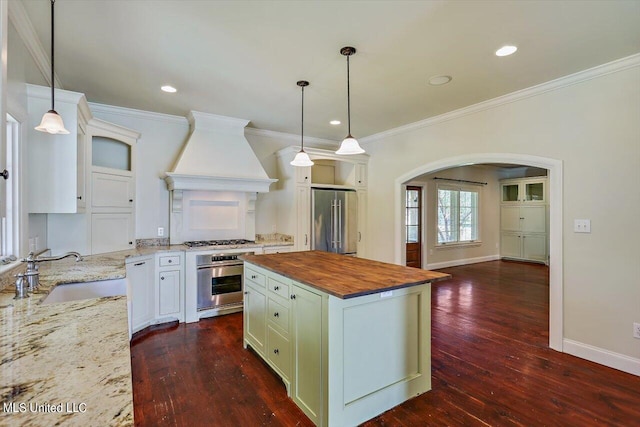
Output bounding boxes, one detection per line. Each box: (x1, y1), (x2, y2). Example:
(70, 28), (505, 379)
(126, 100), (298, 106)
(196, 252), (253, 311)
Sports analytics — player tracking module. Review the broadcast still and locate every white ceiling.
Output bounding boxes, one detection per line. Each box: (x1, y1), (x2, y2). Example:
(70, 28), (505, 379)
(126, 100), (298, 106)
(20, 0), (640, 141)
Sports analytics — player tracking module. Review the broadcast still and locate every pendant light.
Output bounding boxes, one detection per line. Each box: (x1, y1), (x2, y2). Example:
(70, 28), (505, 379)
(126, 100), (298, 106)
(336, 46), (364, 155)
(35, 0), (69, 135)
(290, 80), (314, 167)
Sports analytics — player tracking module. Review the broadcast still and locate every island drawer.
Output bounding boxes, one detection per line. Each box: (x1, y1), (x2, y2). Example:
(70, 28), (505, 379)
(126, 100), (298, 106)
(267, 326), (291, 379)
(159, 255), (180, 267)
(268, 276), (290, 300)
(245, 267), (266, 287)
(268, 297), (289, 333)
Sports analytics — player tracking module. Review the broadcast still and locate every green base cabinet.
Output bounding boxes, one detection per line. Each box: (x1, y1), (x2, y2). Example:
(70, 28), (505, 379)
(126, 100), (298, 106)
(243, 262), (431, 426)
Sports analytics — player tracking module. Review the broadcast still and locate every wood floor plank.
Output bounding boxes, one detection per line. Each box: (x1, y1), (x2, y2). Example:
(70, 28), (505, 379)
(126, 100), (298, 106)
(131, 260), (640, 426)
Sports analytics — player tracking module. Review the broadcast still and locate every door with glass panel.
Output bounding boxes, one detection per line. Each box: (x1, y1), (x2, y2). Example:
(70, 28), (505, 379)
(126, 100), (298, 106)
(405, 186), (422, 268)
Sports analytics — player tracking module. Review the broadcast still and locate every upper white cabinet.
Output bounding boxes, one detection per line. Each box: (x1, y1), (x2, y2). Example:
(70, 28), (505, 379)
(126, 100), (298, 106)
(27, 84), (92, 213)
(87, 119), (140, 254)
(501, 177), (546, 204)
(275, 147), (368, 253)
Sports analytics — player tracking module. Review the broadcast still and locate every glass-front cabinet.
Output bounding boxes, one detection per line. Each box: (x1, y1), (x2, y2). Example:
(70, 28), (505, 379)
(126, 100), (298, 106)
(500, 177), (547, 204)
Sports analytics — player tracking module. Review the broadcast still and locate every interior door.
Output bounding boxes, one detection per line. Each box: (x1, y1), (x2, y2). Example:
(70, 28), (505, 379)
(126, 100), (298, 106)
(405, 186), (422, 268)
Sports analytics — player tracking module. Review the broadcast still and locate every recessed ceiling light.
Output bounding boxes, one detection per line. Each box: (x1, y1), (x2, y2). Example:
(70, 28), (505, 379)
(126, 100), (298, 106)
(161, 85), (177, 93)
(495, 45), (517, 57)
(330, 120), (341, 125)
(428, 75), (452, 86)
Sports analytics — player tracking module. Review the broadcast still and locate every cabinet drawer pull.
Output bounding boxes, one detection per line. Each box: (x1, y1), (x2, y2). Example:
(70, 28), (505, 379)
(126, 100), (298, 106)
(274, 285), (279, 291)
(251, 275), (257, 279)
(274, 312), (279, 317)
(290, 294), (296, 300)
(273, 349), (279, 355)
(133, 262), (145, 266)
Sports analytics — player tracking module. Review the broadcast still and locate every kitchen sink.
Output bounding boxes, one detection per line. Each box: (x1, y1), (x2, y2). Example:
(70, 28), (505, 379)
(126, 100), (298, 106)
(41, 279), (127, 305)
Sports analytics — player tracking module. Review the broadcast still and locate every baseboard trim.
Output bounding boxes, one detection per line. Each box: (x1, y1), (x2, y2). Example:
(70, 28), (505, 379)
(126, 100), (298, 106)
(563, 339), (640, 376)
(426, 255), (500, 270)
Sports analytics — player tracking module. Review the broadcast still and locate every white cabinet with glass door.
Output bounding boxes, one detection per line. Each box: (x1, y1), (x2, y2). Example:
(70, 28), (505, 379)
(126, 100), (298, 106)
(87, 118), (139, 254)
(499, 176), (548, 263)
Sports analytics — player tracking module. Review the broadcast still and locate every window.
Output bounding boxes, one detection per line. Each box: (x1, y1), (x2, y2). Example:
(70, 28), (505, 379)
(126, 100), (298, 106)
(437, 185), (479, 245)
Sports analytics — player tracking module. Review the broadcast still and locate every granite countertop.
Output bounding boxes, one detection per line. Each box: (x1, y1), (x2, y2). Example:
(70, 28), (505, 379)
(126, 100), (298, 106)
(242, 250), (451, 299)
(0, 252), (135, 426)
(0, 239), (292, 426)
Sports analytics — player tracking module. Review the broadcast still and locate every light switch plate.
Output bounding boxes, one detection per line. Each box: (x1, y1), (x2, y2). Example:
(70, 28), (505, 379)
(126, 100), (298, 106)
(574, 219), (591, 233)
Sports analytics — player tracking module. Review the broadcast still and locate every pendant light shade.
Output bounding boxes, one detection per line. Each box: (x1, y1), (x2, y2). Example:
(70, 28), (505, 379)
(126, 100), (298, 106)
(290, 80), (314, 167)
(35, 0), (69, 135)
(336, 46), (365, 155)
(35, 110), (70, 135)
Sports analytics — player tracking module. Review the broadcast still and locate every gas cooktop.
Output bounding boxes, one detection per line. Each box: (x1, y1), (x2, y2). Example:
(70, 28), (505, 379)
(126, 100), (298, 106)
(183, 239), (256, 248)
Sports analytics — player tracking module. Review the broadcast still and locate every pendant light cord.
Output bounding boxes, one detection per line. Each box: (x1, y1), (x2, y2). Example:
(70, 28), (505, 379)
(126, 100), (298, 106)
(346, 54), (351, 136)
(301, 84), (304, 150)
(50, 0), (55, 111)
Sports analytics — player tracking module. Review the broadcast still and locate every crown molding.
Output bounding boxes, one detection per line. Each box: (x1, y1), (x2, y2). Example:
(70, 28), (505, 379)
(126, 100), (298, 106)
(244, 126), (338, 148)
(9, 0), (63, 89)
(88, 102), (188, 126)
(361, 53), (640, 145)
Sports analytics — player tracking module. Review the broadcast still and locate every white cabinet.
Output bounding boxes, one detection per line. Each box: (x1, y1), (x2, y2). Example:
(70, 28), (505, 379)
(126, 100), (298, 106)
(91, 213), (135, 253)
(275, 147), (368, 255)
(262, 245), (294, 254)
(296, 186), (310, 251)
(27, 84), (92, 213)
(87, 119), (139, 254)
(156, 252), (184, 321)
(501, 177), (546, 204)
(126, 256), (154, 334)
(91, 172), (135, 210)
(500, 177), (548, 263)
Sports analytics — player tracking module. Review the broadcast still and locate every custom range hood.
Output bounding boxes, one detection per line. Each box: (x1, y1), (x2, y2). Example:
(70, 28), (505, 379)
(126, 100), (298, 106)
(165, 111), (276, 193)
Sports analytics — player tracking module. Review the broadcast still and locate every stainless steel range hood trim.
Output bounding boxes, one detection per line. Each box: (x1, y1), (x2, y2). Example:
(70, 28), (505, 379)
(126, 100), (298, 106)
(165, 173), (276, 193)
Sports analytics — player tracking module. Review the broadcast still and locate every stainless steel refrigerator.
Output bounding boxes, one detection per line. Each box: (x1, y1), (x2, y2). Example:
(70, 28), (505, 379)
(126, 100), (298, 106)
(311, 188), (357, 255)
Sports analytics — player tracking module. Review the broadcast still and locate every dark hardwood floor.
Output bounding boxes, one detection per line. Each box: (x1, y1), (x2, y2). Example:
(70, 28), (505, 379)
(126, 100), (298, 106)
(130, 260), (640, 426)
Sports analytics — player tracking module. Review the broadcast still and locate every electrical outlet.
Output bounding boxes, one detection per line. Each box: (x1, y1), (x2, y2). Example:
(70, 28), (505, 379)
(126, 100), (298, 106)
(634, 322), (640, 339)
(574, 219), (591, 233)
(157, 227), (164, 237)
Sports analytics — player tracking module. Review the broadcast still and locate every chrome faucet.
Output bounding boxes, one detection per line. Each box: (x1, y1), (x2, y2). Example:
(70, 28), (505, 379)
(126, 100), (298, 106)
(21, 251), (84, 291)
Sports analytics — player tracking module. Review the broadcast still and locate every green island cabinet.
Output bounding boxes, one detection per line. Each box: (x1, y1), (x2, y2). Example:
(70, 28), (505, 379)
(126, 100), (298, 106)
(242, 251), (450, 426)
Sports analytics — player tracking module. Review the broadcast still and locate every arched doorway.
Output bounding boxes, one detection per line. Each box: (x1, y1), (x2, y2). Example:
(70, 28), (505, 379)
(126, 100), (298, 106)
(394, 153), (563, 351)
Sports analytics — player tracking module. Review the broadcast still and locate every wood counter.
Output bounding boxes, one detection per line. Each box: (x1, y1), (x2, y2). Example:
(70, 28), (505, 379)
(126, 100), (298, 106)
(241, 250), (450, 299)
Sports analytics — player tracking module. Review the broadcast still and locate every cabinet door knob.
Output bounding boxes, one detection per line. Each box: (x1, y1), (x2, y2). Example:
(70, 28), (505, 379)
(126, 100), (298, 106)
(244, 291), (248, 295)
(168, 259), (172, 263)
(273, 349), (279, 355)
(129, 241), (133, 245)
(290, 294), (296, 300)
(274, 285), (279, 291)
(160, 276), (165, 280)
(274, 312), (279, 317)
(129, 199), (133, 202)
(77, 196), (82, 200)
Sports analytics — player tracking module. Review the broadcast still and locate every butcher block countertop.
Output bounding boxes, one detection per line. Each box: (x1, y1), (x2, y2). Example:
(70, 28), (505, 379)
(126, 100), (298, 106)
(242, 250), (451, 299)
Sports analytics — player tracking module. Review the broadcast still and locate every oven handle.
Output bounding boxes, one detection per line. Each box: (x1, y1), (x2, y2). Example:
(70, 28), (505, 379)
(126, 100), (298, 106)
(197, 262), (244, 269)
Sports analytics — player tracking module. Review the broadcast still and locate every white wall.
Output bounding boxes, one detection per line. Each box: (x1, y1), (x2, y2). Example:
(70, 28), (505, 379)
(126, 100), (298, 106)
(408, 165), (501, 269)
(361, 61), (640, 366)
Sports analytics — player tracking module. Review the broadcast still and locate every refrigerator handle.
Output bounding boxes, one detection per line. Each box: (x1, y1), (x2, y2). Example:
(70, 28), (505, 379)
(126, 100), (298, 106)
(330, 199), (336, 249)
(337, 199), (342, 249)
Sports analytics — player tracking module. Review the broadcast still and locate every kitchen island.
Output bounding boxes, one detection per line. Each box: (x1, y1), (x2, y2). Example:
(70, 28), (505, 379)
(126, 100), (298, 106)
(242, 251), (451, 427)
